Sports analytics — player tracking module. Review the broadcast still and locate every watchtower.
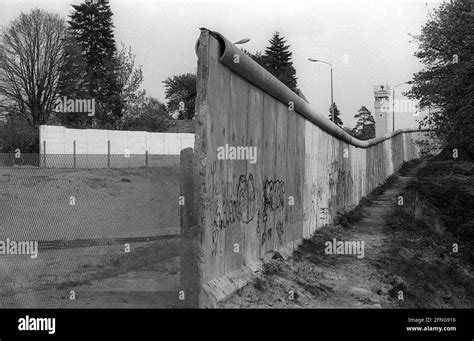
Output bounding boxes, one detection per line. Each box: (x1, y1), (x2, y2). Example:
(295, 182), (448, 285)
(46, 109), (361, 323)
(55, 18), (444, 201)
(373, 85), (391, 137)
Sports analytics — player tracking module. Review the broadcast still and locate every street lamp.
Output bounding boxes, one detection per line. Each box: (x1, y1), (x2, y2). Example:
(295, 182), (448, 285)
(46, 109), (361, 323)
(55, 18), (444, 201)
(308, 58), (334, 123)
(392, 81), (412, 132)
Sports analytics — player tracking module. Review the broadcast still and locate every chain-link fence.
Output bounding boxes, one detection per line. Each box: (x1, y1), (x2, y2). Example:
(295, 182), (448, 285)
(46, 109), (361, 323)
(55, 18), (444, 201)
(0, 152), (189, 308)
(0, 152), (180, 171)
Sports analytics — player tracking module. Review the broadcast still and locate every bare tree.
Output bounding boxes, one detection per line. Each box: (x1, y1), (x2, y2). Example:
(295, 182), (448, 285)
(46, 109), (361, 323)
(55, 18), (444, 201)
(0, 9), (66, 127)
(116, 43), (146, 118)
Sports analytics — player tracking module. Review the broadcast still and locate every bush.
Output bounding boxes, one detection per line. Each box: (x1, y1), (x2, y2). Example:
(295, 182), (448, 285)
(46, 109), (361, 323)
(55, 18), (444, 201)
(0, 119), (39, 153)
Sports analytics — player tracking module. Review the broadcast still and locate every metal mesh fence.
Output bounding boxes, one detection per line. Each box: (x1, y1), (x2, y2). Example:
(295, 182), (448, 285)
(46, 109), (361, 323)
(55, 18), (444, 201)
(0, 153), (180, 169)
(0, 152), (188, 308)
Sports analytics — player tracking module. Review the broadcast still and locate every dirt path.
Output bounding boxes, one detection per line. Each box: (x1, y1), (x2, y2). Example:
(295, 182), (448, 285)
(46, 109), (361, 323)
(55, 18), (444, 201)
(221, 160), (427, 308)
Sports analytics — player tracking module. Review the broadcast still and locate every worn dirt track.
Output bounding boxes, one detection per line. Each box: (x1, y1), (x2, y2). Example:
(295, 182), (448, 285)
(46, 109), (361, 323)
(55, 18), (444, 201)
(221, 160), (427, 308)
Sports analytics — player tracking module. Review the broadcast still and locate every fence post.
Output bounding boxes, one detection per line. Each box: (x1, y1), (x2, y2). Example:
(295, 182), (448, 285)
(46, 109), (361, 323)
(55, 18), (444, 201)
(43, 141), (46, 168)
(145, 150), (149, 178)
(73, 140), (76, 169)
(180, 147), (199, 308)
(107, 140), (111, 169)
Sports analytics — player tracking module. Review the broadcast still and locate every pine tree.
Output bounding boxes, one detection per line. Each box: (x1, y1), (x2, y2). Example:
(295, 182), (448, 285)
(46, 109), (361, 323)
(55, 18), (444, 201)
(63, 0), (122, 128)
(263, 32), (298, 92)
(352, 106), (375, 140)
(328, 102), (343, 127)
(57, 33), (90, 128)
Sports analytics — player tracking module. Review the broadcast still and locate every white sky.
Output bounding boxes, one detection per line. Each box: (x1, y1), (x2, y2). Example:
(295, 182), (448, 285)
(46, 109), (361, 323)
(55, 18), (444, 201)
(0, 0), (444, 129)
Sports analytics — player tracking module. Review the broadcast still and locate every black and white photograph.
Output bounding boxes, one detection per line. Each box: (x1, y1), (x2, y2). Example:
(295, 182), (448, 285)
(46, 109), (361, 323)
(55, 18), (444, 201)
(0, 0), (473, 338)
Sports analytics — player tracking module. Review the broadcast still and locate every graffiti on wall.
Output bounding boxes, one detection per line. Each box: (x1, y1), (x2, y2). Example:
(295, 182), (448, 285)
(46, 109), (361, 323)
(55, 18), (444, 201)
(207, 173), (256, 256)
(207, 172), (286, 256)
(259, 179), (285, 246)
(328, 159), (354, 219)
(261, 179), (285, 222)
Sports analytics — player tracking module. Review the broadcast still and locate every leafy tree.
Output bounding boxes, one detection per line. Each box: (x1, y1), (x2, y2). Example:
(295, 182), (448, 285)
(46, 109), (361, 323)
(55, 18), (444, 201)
(0, 9), (66, 127)
(121, 97), (169, 132)
(65, 0), (123, 128)
(263, 32), (298, 92)
(0, 108), (39, 153)
(328, 102), (343, 127)
(163, 73), (196, 120)
(406, 0), (474, 160)
(352, 106), (375, 140)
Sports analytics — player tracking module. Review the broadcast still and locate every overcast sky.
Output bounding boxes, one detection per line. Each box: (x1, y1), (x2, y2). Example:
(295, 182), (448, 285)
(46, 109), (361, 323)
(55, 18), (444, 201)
(0, 0), (443, 129)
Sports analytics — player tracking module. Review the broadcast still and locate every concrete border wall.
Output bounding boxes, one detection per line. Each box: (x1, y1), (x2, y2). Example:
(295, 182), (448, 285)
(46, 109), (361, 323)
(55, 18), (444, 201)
(193, 29), (430, 307)
(39, 125), (195, 168)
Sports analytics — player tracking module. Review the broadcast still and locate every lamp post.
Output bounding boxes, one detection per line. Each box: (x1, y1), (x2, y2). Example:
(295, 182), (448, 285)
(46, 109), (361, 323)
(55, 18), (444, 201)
(308, 58), (334, 123)
(234, 38), (251, 45)
(392, 81), (412, 132)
